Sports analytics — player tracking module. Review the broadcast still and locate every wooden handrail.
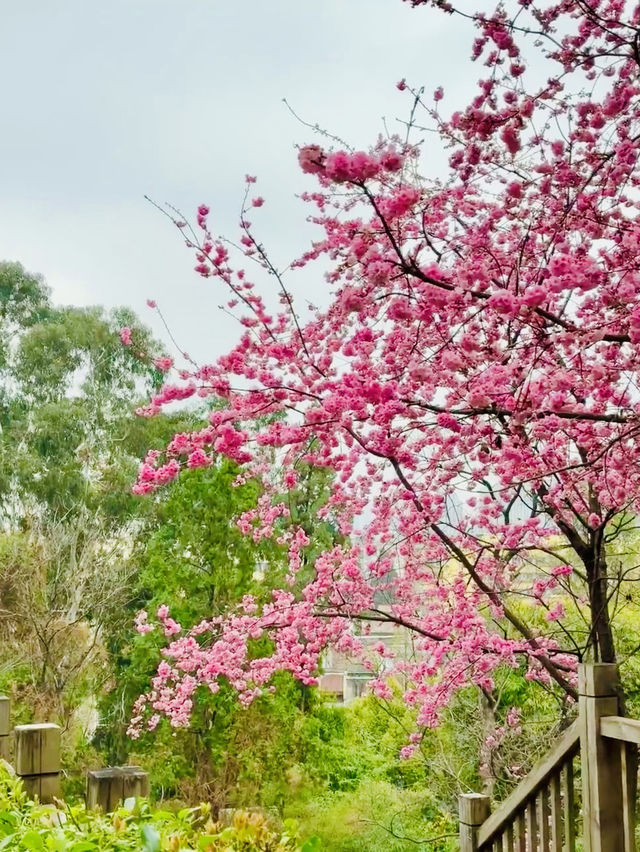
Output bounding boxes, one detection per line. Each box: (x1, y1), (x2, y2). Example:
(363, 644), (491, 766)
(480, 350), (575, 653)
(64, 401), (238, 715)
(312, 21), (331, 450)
(600, 715), (640, 745)
(477, 719), (580, 847)
(459, 666), (640, 851)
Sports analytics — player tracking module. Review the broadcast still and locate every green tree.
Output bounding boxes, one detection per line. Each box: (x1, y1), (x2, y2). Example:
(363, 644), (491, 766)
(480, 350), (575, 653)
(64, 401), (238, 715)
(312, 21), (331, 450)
(0, 262), (165, 524)
(98, 458), (336, 807)
(0, 261), (174, 738)
(97, 450), (348, 808)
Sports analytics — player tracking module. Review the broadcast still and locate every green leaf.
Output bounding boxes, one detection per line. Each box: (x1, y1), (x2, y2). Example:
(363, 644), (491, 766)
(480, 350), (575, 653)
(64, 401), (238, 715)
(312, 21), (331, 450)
(141, 823), (160, 852)
(150, 810), (173, 821)
(21, 831), (45, 851)
(300, 837), (323, 852)
(0, 818), (16, 837)
(197, 836), (218, 850)
(46, 834), (68, 851)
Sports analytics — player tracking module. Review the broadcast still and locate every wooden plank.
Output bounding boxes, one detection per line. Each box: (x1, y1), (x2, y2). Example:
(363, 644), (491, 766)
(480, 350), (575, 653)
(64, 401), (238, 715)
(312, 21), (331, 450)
(37, 773), (60, 803)
(15, 724), (60, 775)
(579, 664), (624, 852)
(461, 793), (492, 824)
(0, 697), (10, 736)
(502, 823), (514, 851)
(121, 765), (149, 800)
(477, 721), (579, 846)
(580, 663), (619, 698)
(549, 772), (562, 851)
(525, 800), (537, 851)
(600, 715), (640, 745)
(87, 766), (149, 812)
(562, 760), (575, 851)
(620, 742), (636, 852)
(459, 793), (491, 852)
(22, 773), (60, 803)
(537, 787), (550, 849)
(514, 812), (526, 852)
(87, 768), (122, 811)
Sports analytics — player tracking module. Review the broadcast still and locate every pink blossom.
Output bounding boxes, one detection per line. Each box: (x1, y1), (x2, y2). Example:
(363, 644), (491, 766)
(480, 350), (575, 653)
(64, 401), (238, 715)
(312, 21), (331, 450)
(187, 448), (210, 468)
(134, 610), (154, 635)
(501, 126), (520, 155)
(400, 745), (417, 759)
(153, 356), (173, 372)
(129, 0), (640, 741)
(298, 145), (325, 175)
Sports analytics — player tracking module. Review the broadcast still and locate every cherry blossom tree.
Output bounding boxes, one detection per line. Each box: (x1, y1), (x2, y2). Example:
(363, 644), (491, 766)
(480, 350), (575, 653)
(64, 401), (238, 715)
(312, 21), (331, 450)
(130, 0), (640, 738)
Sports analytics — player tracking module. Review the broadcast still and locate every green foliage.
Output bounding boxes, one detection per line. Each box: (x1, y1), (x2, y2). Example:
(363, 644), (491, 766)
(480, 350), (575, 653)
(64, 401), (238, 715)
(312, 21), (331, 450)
(97, 456), (342, 808)
(4, 309), (161, 521)
(0, 767), (309, 850)
(0, 263), (50, 374)
(0, 260), (198, 782)
(0, 259), (462, 850)
(287, 695), (423, 796)
(3, 259), (615, 851)
(138, 460), (272, 620)
(97, 459), (282, 772)
(288, 780), (456, 852)
(0, 261), (183, 525)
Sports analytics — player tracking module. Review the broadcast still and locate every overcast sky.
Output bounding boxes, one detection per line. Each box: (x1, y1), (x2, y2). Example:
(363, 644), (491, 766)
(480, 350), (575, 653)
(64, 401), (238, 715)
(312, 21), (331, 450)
(1, 1), (472, 363)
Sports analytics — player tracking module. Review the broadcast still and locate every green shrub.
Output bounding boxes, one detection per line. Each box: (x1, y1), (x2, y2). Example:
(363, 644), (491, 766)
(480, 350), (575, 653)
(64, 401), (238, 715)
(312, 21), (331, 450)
(286, 779), (456, 852)
(0, 766), (316, 851)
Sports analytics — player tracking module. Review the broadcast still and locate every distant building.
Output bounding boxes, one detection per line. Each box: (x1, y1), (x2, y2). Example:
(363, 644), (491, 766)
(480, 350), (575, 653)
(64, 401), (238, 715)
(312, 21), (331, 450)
(317, 611), (413, 704)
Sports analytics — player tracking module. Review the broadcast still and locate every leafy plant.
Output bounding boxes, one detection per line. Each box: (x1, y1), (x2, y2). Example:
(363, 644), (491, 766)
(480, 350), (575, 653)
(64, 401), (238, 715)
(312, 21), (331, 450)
(0, 766), (312, 851)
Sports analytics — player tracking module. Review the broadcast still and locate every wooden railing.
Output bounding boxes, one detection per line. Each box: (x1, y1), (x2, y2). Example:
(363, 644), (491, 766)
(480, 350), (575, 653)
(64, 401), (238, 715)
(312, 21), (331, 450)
(459, 663), (639, 851)
(461, 720), (579, 850)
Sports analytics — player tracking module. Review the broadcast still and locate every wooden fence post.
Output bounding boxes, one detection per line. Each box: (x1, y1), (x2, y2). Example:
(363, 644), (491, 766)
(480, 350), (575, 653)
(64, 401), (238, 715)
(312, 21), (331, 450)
(0, 697), (10, 761)
(121, 765), (149, 801)
(14, 723), (61, 803)
(86, 765), (149, 811)
(579, 663), (625, 852)
(459, 793), (490, 851)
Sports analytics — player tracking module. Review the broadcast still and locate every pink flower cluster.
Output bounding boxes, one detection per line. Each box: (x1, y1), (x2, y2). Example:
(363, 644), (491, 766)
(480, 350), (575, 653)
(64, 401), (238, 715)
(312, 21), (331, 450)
(129, 0), (640, 740)
(298, 144), (404, 184)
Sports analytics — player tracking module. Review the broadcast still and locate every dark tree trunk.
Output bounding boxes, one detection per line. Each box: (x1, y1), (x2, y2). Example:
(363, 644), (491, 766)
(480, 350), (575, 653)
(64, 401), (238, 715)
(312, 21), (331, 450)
(586, 530), (616, 664)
